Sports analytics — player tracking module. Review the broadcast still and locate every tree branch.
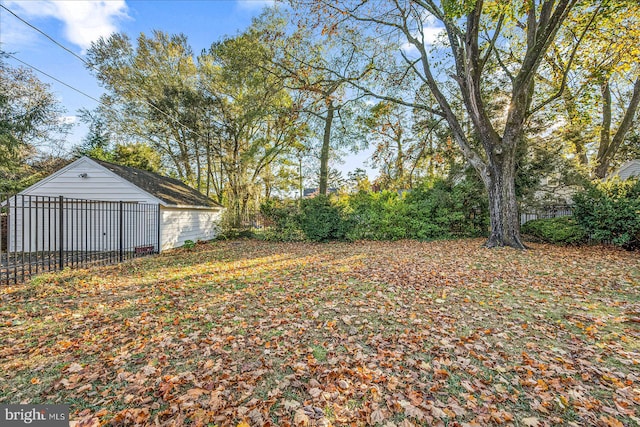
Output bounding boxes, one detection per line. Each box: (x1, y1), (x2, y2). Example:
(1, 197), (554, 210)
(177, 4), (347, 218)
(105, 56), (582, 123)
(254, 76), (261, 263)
(529, 3), (602, 116)
(479, 14), (505, 74)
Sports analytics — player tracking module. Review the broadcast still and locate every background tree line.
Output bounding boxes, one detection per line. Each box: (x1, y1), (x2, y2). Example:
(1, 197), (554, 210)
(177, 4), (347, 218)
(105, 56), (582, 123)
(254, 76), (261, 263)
(1, 1), (638, 247)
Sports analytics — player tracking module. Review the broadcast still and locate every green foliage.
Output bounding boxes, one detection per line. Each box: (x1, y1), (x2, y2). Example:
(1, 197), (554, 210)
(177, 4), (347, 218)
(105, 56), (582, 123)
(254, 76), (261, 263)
(112, 143), (162, 172)
(258, 199), (305, 241)
(344, 191), (409, 240)
(182, 240), (196, 249)
(299, 195), (347, 242)
(521, 217), (587, 245)
(1, 59), (72, 193)
(404, 178), (489, 240)
(573, 178), (640, 249)
(260, 177), (488, 242)
(515, 138), (588, 207)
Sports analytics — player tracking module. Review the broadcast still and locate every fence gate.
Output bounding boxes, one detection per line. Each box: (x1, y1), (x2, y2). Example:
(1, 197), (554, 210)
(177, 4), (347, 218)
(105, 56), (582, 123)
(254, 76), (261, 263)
(1, 195), (161, 286)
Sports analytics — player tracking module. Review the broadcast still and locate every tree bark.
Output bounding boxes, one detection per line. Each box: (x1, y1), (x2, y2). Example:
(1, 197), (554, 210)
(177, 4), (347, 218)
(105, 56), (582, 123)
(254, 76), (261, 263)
(395, 131), (404, 187)
(483, 150), (525, 249)
(595, 76), (640, 179)
(595, 78), (613, 179)
(561, 87), (589, 165)
(318, 98), (334, 195)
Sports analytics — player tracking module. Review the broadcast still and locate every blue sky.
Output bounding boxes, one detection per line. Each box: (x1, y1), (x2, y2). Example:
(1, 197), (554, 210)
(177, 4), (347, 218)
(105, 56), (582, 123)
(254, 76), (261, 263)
(0, 0), (376, 177)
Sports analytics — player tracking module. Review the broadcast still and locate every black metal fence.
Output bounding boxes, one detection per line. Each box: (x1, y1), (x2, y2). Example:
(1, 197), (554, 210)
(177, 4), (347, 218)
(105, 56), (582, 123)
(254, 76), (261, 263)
(1, 195), (160, 286)
(520, 205), (573, 225)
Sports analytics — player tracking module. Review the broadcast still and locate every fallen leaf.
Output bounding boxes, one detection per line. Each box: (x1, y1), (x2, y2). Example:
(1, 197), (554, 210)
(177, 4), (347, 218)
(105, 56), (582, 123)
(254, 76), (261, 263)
(309, 387), (322, 398)
(294, 408), (310, 426)
(283, 399), (301, 411)
(521, 417), (540, 427)
(67, 362), (83, 373)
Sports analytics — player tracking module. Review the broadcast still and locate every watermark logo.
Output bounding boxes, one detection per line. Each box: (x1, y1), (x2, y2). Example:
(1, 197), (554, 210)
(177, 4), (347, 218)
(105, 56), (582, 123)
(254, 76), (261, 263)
(1, 405), (68, 426)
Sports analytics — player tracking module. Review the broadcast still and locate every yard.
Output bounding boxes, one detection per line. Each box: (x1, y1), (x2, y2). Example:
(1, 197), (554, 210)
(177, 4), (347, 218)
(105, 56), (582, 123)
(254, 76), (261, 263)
(0, 239), (638, 426)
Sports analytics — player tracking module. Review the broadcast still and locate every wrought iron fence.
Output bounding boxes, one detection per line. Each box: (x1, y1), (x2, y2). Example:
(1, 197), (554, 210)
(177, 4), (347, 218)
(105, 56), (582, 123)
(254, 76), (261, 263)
(520, 205), (573, 225)
(1, 194), (160, 286)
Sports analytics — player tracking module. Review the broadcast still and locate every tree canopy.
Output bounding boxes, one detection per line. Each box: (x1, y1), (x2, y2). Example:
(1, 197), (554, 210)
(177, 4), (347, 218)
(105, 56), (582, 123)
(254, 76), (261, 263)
(3, 2), (635, 243)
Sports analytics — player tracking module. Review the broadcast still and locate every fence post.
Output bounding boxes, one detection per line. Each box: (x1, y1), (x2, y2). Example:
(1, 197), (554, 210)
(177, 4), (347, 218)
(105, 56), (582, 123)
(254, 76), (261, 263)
(156, 204), (161, 254)
(119, 201), (124, 262)
(59, 195), (64, 270)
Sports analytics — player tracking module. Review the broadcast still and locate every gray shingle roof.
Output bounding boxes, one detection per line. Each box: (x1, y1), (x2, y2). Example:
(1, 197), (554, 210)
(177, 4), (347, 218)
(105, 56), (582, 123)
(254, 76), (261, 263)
(92, 158), (221, 208)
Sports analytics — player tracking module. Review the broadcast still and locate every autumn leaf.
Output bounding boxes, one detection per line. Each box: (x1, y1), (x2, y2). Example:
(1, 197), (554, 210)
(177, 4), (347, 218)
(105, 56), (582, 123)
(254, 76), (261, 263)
(308, 387), (322, 398)
(283, 399), (301, 411)
(1, 240), (638, 426)
(600, 415), (624, 427)
(370, 408), (387, 423)
(521, 417), (540, 427)
(294, 408), (310, 426)
(66, 362), (83, 373)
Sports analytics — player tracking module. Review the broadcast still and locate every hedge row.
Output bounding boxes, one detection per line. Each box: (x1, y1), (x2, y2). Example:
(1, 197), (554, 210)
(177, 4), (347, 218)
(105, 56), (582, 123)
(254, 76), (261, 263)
(259, 179), (489, 242)
(258, 177), (639, 249)
(522, 178), (639, 249)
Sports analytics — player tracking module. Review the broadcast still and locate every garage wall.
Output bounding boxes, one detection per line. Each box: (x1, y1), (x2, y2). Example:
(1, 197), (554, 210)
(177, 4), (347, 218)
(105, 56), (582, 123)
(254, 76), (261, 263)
(160, 207), (223, 250)
(22, 157), (159, 203)
(7, 197), (159, 253)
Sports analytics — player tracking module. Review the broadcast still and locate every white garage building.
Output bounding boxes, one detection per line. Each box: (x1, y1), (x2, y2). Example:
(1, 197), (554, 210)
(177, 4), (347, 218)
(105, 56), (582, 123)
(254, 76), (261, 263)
(12, 156), (224, 252)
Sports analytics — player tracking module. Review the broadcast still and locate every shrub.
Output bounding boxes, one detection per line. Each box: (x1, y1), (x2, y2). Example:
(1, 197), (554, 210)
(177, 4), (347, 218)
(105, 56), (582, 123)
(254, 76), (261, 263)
(404, 179), (488, 239)
(257, 177), (489, 242)
(344, 191), (409, 240)
(299, 195), (347, 241)
(258, 199), (305, 241)
(573, 178), (640, 249)
(521, 216), (587, 245)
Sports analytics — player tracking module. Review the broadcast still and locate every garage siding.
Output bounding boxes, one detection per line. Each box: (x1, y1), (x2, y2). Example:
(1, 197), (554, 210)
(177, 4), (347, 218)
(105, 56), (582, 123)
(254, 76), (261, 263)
(160, 207), (223, 250)
(22, 158), (159, 203)
(617, 160), (640, 180)
(8, 157), (224, 253)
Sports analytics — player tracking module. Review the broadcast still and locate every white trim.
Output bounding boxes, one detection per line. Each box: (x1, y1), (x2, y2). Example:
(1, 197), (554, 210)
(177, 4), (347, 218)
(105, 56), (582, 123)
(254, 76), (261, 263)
(162, 204), (224, 210)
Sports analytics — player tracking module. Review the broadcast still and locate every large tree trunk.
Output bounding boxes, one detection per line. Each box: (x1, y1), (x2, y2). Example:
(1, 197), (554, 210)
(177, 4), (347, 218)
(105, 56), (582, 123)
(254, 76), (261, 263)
(318, 99), (334, 195)
(594, 76), (640, 179)
(483, 153), (525, 249)
(561, 87), (589, 165)
(594, 79), (613, 179)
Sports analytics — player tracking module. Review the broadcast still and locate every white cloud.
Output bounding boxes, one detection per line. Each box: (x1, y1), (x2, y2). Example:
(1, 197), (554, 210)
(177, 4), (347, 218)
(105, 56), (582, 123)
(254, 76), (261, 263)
(60, 115), (77, 125)
(400, 23), (446, 56)
(3, 0), (129, 51)
(421, 25), (446, 45)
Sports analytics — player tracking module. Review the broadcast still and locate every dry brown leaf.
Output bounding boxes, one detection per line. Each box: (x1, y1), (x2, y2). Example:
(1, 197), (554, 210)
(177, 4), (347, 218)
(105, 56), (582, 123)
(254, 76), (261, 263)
(294, 408), (311, 426)
(67, 362), (83, 373)
(521, 417), (540, 427)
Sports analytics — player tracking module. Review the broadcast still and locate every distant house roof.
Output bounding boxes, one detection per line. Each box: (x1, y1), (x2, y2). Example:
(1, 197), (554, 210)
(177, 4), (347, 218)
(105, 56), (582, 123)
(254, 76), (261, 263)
(303, 188), (338, 197)
(91, 158), (221, 208)
(610, 159), (640, 180)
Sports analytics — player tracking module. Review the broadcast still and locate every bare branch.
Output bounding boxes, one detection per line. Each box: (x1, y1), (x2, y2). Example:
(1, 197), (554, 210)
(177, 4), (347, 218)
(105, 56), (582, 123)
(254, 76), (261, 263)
(529, 3), (602, 116)
(479, 14), (505, 73)
(493, 48), (515, 84)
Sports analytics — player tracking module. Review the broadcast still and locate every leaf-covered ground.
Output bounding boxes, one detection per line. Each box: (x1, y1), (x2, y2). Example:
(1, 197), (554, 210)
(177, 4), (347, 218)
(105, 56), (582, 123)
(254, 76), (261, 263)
(1, 239), (639, 427)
